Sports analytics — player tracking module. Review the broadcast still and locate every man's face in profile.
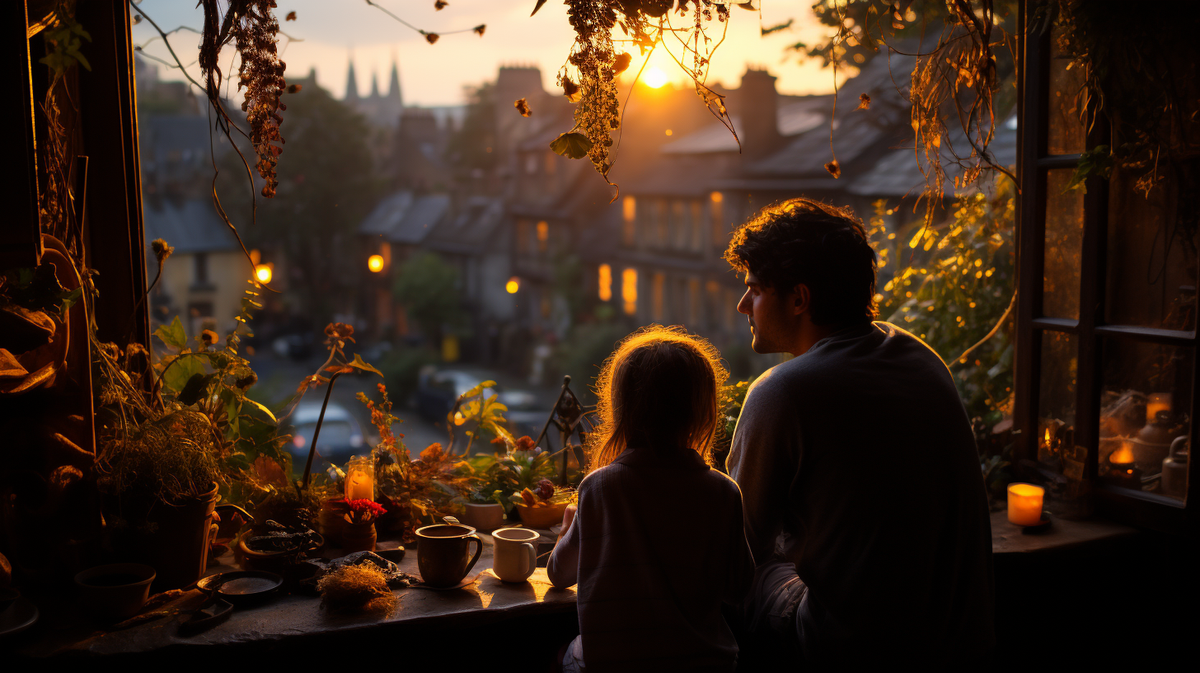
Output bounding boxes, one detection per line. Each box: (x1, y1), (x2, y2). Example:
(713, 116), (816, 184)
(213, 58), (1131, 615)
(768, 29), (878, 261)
(736, 270), (794, 354)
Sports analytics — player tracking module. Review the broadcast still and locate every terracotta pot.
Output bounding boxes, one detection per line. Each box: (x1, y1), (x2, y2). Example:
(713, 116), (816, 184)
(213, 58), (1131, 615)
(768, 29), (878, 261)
(112, 483), (220, 590)
(461, 503), (504, 532)
(318, 498), (347, 546)
(341, 520), (377, 553)
(238, 532), (324, 575)
(514, 502), (568, 530)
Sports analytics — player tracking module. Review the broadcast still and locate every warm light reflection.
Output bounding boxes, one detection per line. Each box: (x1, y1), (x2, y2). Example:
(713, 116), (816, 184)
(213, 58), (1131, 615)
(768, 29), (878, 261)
(710, 191), (723, 203)
(622, 268), (638, 315)
(536, 221), (549, 253)
(367, 254), (385, 273)
(643, 67), (668, 88)
(255, 264), (273, 284)
(598, 264), (612, 301)
(664, 129), (673, 136)
(506, 277), (520, 294)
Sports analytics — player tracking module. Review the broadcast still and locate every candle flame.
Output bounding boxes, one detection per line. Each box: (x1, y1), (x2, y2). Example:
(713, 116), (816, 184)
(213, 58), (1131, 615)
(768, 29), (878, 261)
(1044, 429), (1052, 445)
(1111, 444), (1134, 464)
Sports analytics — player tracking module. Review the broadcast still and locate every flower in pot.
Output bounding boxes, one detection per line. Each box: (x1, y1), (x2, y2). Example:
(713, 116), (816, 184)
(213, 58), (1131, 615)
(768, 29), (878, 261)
(342, 499), (387, 553)
(511, 478), (576, 530)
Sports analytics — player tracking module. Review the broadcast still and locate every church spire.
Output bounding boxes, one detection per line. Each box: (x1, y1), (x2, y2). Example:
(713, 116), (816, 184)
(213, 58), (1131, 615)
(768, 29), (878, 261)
(387, 60), (402, 104)
(345, 58), (359, 101)
(370, 71), (380, 99)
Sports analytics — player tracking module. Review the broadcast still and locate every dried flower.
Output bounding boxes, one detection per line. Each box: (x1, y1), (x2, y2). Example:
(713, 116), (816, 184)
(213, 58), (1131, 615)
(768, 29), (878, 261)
(425, 32), (440, 44)
(151, 238), (174, 265)
(200, 329), (219, 346)
(435, 1), (448, 9)
(324, 322), (355, 348)
(286, 11), (296, 21)
(515, 97), (532, 117)
(473, 24), (486, 36)
(825, 160), (841, 179)
(420, 443), (444, 463)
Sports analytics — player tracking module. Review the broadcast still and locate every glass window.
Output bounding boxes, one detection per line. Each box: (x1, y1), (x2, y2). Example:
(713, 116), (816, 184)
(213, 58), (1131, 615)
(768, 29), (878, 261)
(690, 201), (704, 252)
(536, 221), (549, 253)
(622, 196), (636, 248)
(672, 200), (687, 249)
(598, 264), (612, 302)
(1037, 332), (1082, 489)
(710, 191), (726, 248)
(1047, 23), (1087, 156)
(655, 199), (668, 248)
(622, 268), (638, 315)
(1043, 169), (1084, 319)
(1099, 339), (1191, 503)
(652, 272), (665, 321)
(1105, 166), (1197, 331)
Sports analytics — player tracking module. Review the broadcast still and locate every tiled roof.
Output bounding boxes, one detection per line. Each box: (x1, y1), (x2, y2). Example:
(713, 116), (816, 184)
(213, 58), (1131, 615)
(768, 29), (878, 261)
(142, 197), (239, 254)
(357, 191), (450, 244)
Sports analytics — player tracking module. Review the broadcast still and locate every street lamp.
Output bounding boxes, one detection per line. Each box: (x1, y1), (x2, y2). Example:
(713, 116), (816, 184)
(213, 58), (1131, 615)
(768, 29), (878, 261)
(368, 254), (385, 273)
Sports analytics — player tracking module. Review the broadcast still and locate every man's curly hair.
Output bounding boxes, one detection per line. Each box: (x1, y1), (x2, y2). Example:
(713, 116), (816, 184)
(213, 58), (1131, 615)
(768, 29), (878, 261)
(724, 198), (878, 327)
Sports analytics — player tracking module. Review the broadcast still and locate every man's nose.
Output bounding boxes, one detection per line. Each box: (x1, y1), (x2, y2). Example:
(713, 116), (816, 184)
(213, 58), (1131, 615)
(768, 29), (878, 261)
(736, 290), (751, 315)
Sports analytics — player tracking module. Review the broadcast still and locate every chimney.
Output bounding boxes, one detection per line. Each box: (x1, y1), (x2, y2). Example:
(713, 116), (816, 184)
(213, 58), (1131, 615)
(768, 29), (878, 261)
(738, 69), (780, 157)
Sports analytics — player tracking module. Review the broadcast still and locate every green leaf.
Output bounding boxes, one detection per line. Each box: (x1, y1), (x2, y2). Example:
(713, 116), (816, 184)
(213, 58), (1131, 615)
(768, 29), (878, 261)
(177, 373), (213, 406)
(243, 397), (279, 424)
(550, 132), (592, 160)
(155, 316), (188, 351)
(348, 353), (383, 377)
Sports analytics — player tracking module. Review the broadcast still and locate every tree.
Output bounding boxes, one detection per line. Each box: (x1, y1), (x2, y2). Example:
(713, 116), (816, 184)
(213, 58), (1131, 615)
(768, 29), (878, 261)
(391, 252), (470, 346)
(218, 83), (381, 322)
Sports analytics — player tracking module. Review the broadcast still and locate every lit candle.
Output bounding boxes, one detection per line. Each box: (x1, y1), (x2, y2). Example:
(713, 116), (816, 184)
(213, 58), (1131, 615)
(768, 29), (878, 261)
(344, 457), (374, 501)
(1145, 393), (1171, 425)
(1007, 483), (1044, 526)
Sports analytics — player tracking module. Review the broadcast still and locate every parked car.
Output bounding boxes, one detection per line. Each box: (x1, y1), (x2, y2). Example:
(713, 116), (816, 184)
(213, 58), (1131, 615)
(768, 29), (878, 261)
(282, 401), (366, 471)
(497, 389), (553, 443)
(414, 369), (497, 423)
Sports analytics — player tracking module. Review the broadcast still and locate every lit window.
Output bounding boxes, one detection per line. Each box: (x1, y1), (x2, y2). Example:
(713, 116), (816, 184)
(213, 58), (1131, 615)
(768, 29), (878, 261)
(710, 191), (726, 248)
(598, 264), (612, 301)
(536, 221), (549, 252)
(622, 268), (638, 315)
(622, 197), (637, 247)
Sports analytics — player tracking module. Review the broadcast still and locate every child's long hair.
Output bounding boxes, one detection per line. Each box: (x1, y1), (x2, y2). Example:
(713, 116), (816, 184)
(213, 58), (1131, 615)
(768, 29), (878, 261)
(588, 325), (728, 470)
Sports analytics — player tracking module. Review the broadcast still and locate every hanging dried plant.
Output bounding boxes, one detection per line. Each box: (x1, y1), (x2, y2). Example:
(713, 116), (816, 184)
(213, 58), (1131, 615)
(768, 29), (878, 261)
(200, 0), (287, 199)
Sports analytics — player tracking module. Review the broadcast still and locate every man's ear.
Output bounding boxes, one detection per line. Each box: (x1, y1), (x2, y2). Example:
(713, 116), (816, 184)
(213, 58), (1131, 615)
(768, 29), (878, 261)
(791, 284), (811, 317)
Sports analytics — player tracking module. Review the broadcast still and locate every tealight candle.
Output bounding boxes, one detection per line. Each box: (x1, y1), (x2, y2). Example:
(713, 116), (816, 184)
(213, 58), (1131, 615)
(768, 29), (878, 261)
(344, 457), (374, 501)
(1007, 483), (1044, 526)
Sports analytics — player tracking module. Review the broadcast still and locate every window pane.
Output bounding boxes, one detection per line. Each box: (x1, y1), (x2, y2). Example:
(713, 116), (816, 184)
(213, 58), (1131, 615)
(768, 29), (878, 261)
(1037, 332), (1079, 482)
(1047, 24), (1087, 156)
(1042, 169), (1084, 319)
(1098, 339), (1191, 503)
(1105, 166), (1198, 331)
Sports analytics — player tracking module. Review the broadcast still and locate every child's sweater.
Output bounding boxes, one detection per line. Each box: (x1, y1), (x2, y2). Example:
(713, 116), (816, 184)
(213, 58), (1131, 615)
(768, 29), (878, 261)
(548, 447), (754, 672)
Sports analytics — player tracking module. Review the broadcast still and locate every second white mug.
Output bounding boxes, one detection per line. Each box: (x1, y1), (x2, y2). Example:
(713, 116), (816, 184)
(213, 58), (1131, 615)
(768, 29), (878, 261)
(491, 527), (539, 583)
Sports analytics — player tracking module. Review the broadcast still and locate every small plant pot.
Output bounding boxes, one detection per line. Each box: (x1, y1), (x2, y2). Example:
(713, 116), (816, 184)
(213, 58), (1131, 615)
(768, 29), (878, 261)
(75, 563), (155, 622)
(238, 532), (324, 575)
(461, 503), (504, 532)
(514, 502), (568, 530)
(341, 520), (377, 553)
(318, 498), (348, 547)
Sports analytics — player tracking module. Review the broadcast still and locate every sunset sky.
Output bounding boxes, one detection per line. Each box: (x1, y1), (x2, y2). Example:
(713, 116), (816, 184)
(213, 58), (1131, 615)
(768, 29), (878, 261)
(130, 1), (842, 106)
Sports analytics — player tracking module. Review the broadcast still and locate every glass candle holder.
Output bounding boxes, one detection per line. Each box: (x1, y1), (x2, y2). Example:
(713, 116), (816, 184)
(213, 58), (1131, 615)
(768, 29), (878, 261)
(345, 456), (375, 501)
(1007, 482), (1045, 526)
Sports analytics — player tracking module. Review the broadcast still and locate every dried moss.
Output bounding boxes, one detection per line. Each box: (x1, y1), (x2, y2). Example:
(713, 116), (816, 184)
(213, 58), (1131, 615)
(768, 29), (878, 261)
(317, 564), (397, 614)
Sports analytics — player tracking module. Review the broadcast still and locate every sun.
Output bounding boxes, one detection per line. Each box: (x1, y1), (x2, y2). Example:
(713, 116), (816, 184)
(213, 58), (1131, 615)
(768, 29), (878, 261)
(642, 67), (668, 89)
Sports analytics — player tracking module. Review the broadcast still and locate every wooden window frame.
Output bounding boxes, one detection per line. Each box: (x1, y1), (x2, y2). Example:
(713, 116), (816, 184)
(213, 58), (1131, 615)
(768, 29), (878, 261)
(1015, 0), (1196, 534)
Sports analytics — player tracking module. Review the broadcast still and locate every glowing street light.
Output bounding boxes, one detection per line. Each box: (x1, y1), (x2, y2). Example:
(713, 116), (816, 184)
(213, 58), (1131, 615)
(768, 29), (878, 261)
(255, 264), (273, 284)
(506, 277), (520, 294)
(367, 254), (385, 273)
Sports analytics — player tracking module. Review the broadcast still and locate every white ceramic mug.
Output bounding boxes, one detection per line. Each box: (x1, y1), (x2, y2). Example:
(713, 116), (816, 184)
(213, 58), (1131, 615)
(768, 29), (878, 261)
(491, 527), (539, 583)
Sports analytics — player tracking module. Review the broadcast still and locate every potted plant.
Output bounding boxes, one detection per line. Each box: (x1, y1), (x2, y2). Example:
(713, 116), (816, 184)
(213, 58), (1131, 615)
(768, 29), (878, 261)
(93, 281), (292, 589)
(342, 499), (386, 553)
(459, 486), (506, 532)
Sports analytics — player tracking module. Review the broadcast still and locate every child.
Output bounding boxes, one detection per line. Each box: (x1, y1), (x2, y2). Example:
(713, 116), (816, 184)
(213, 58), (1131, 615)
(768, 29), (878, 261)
(548, 326), (755, 673)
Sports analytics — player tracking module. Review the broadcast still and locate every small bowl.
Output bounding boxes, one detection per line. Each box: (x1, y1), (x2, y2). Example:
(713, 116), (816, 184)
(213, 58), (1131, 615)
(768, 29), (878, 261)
(75, 563), (156, 622)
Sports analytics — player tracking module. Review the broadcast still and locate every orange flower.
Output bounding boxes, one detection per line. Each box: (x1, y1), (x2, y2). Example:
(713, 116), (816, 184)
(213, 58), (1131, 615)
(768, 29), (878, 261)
(420, 443), (444, 463)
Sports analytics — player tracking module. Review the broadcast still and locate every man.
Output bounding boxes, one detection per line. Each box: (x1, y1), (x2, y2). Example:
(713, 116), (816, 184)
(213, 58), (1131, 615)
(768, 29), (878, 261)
(724, 198), (994, 669)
